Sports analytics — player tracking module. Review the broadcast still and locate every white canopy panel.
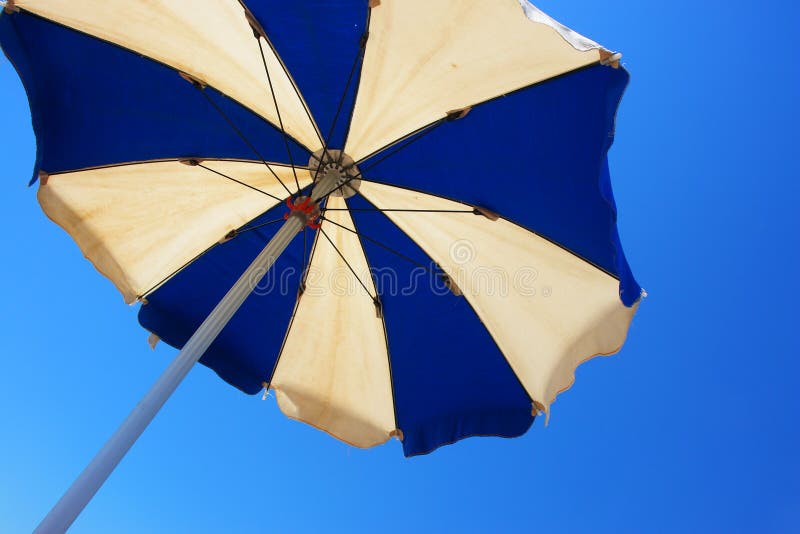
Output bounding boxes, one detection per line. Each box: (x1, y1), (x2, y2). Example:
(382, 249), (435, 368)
(345, 0), (604, 161)
(38, 160), (310, 303)
(271, 195), (396, 448)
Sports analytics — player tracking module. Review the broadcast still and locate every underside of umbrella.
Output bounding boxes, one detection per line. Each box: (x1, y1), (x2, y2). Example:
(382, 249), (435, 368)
(1, 0), (642, 529)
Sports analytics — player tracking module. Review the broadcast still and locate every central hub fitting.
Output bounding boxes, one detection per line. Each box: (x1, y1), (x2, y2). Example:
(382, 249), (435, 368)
(308, 149), (361, 199)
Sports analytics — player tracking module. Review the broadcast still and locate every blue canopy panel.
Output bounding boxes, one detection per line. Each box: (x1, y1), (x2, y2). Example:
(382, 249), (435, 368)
(247, 0), (369, 151)
(0, 10), (308, 183)
(347, 194), (535, 457)
(358, 64), (641, 307)
(138, 202), (307, 395)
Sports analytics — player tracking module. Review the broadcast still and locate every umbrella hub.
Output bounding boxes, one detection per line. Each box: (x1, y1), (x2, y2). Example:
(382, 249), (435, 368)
(308, 148), (361, 199)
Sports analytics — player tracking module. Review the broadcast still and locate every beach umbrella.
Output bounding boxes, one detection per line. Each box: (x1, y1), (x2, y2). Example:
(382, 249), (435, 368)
(0, 0), (643, 531)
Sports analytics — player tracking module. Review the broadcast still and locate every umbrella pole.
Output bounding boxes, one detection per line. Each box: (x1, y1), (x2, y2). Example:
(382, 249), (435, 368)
(35, 173), (340, 533)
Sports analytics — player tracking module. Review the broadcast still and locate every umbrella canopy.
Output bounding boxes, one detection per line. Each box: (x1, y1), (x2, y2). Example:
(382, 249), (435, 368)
(1, 0), (641, 470)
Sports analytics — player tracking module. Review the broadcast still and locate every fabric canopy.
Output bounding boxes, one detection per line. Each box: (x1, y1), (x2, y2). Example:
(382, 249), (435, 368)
(1, 0), (641, 457)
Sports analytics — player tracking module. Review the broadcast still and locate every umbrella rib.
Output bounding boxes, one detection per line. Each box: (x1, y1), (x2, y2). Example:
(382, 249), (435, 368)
(255, 36), (301, 194)
(318, 119), (444, 200)
(323, 208), (475, 213)
(319, 226), (376, 301)
(298, 197), (328, 291)
(312, 30), (368, 183)
(32, 158), (303, 183)
(360, 178), (620, 280)
(265, 196), (329, 386)
(235, 218), (285, 235)
(302, 227), (308, 275)
(137, 214), (285, 299)
(236, 0), (325, 149)
(264, 204), (326, 388)
(137, 241), (219, 300)
(338, 8), (372, 163)
(196, 163), (284, 203)
(342, 195), (399, 433)
(357, 119), (447, 169)
(197, 89), (295, 197)
(334, 39), (366, 166)
(319, 215), (436, 275)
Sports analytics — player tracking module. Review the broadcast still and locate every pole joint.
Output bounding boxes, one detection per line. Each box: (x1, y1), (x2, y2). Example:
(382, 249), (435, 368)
(284, 197), (322, 229)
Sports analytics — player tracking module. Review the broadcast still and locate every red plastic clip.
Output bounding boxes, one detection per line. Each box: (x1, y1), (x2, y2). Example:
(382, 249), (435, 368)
(284, 197), (321, 229)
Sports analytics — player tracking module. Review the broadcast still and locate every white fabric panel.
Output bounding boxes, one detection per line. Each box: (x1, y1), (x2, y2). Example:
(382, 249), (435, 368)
(16, 0), (321, 150)
(518, 1), (600, 51)
(38, 160), (310, 304)
(271, 195), (395, 448)
(345, 0), (604, 161)
(358, 181), (637, 414)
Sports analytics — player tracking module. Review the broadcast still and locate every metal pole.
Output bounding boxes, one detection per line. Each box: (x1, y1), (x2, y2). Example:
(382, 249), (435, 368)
(35, 174), (340, 533)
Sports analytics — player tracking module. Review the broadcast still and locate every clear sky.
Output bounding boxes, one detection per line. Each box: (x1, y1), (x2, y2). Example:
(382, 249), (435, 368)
(1, 1), (798, 532)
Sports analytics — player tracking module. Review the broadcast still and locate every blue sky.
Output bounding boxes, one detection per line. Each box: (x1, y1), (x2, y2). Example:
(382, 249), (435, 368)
(1, 1), (798, 532)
